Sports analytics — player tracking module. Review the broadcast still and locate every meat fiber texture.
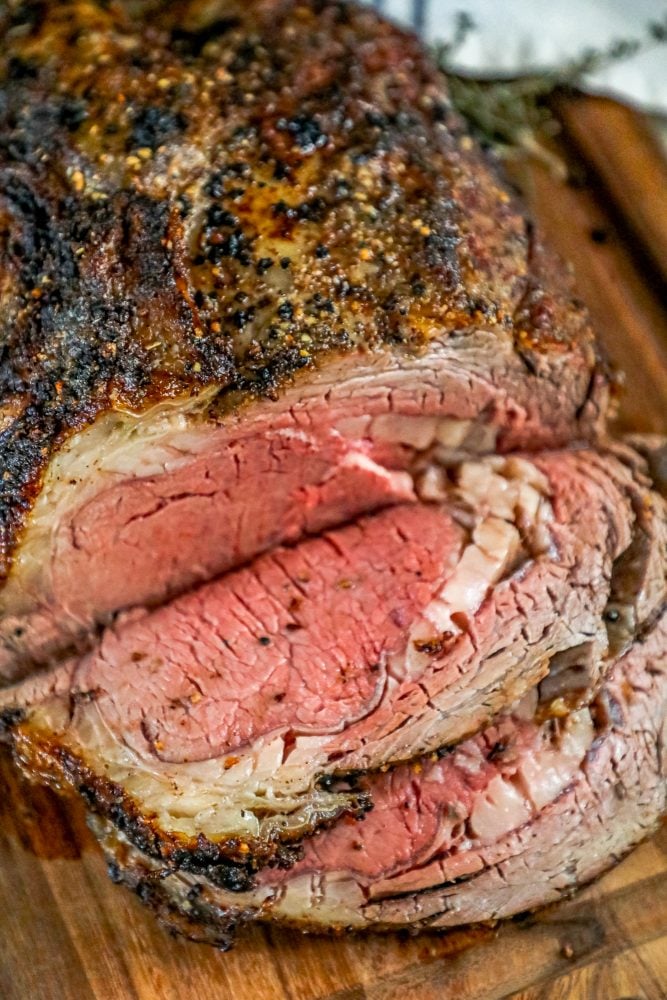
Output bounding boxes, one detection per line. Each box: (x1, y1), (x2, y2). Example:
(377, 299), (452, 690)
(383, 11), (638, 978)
(0, 0), (608, 681)
(90, 611), (667, 947)
(0, 0), (666, 952)
(2, 447), (665, 879)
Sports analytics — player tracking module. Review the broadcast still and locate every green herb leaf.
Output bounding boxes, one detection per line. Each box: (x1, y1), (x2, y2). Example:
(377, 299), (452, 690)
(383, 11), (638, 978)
(435, 12), (667, 157)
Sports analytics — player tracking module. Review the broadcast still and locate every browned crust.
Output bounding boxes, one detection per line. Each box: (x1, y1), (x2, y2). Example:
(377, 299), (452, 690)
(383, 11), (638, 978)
(3, 714), (371, 879)
(103, 823), (661, 950)
(0, 0), (599, 583)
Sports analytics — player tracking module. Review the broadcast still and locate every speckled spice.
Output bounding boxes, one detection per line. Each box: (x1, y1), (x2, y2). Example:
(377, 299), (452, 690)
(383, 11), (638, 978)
(0, 0), (594, 581)
(5, 708), (371, 871)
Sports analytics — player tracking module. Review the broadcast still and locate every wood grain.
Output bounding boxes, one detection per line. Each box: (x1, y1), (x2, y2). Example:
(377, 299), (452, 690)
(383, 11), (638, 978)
(555, 94), (667, 293)
(506, 102), (667, 435)
(1, 98), (666, 1000)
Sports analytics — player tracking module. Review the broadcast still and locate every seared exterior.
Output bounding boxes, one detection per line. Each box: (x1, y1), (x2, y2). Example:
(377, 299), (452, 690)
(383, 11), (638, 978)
(1, 0), (664, 955)
(0, 0), (602, 585)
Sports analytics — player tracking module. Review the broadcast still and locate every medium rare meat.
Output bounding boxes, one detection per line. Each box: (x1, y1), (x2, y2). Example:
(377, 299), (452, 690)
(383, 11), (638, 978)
(89, 610), (667, 948)
(0, 0), (608, 680)
(1, 0), (666, 956)
(2, 448), (664, 876)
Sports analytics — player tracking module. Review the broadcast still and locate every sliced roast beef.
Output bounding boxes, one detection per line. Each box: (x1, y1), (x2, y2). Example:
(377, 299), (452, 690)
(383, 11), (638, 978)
(1, 0), (665, 959)
(2, 448), (664, 874)
(0, 0), (607, 681)
(89, 610), (667, 948)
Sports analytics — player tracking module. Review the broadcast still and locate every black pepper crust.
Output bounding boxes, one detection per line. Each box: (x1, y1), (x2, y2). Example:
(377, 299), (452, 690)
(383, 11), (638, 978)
(97, 813), (653, 950)
(0, 0), (598, 582)
(4, 709), (372, 871)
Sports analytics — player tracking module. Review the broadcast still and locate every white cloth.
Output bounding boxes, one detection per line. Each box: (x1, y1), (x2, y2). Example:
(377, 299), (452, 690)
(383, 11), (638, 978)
(373, 0), (667, 112)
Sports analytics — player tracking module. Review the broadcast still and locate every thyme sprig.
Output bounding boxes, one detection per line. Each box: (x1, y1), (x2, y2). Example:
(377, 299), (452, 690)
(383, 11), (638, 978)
(435, 12), (667, 159)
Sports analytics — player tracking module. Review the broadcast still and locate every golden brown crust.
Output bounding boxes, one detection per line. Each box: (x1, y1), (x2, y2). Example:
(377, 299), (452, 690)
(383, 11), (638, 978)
(2, 708), (371, 874)
(0, 0), (597, 581)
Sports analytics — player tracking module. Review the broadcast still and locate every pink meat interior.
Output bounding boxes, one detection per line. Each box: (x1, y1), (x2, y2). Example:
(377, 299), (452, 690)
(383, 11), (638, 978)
(261, 709), (579, 886)
(72, 503), (465, 762)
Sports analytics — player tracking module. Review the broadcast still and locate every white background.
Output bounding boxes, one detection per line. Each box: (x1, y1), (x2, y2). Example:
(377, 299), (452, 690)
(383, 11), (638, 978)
(374, 0), (667, 112)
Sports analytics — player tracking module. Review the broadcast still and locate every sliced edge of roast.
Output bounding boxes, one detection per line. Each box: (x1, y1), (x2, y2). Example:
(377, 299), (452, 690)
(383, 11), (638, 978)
(1, 447), (663, 873)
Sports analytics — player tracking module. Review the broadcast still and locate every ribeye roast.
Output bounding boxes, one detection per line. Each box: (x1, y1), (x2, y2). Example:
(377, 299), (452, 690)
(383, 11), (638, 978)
(91, 610), (667, 946)
(3, 446), (665, 876)
(0, 0), (606, 682)
(0, 0), (664, 950)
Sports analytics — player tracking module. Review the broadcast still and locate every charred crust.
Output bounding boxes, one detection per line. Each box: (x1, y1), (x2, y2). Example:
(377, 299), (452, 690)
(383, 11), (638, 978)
(0, 705), (26, 739)
(126, 868), (245, 950)
(0, 0), (598, 583)
(8, 724), (369, 874)
(128, 106), (188, 152)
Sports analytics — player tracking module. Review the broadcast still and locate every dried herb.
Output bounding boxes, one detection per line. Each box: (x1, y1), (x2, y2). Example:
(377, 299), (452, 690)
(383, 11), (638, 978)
(436, 11), (667, 162)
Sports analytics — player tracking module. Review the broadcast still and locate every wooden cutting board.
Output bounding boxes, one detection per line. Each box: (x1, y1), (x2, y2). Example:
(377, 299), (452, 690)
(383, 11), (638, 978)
(1, 96), (666, 1000)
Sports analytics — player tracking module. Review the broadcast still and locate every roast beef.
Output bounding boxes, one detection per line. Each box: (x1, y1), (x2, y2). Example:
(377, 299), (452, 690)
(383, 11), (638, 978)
(2, 448), (664, 875)
(88, 610), (667, 948)
(0, 0), (607, 681)
(0, 0), (665, 955)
